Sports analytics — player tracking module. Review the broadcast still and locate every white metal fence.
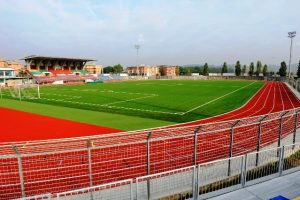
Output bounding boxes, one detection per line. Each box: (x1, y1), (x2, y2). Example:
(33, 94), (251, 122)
(56, 179), (133, 200)
(23, 143), (298, 200)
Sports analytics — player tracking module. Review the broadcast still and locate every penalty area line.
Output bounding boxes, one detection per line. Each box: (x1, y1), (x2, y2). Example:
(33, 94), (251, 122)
(40, 98), (181, 115)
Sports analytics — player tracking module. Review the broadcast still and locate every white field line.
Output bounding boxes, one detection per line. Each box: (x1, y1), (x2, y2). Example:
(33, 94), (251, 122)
(40, 97), (180, 115)
(40, 93), (82, 99)
(102, 105), (180, 115)
(179, 81), (257, 115)
(102, 94), (157, 106)
(51, 88), (157, 96)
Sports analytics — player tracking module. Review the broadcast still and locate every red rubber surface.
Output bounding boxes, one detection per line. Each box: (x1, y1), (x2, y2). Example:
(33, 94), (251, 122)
(0, 108), (121, 142)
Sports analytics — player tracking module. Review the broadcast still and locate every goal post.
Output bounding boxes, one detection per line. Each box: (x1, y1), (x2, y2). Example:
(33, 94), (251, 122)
(18, 83), (41, 100)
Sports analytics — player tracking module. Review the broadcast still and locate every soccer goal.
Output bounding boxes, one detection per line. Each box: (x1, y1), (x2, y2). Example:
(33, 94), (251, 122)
(0, 83), (41, 100)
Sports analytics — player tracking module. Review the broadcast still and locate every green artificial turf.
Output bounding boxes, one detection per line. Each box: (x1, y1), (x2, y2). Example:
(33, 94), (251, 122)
(0, 80), (264, 125)
(0, 99), (175, 131)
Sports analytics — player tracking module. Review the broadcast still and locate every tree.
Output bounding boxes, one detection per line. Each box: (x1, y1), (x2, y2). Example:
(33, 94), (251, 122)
(235, 60), (241, 76)
(175, 66), (180, 76)
(159, 66), (166, 76)
(248, 62), (254, 76)
(262, 64), (268, 77)
(255, 61), (262, 76)
(278, 61), (287, 77)
(113, 64), (123, 73)
(203, 63), (209, 76)
(242, 65), (247, 75)
(221, 62), (228, 75)
(103, 66), (114, 73)
(297, 60), (300, 78)
(184, 67), (191, 76)
(179, 66), (185, 75)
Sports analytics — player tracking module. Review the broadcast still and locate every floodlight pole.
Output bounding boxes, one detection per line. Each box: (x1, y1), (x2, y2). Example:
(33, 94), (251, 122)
(256, 115), (268, 166)
(288, 31), (296, 79)
(134, 44), (140, 75)
(228, 120), (240, 176)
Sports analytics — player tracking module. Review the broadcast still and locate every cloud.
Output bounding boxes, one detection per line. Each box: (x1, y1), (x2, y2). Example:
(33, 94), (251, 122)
(0, 0), (300, 66)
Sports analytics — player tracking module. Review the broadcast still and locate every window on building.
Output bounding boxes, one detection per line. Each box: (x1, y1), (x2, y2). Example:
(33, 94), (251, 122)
(5, 71), (12, 76)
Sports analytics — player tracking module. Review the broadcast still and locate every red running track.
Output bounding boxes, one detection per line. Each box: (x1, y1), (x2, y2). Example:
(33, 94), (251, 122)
(1, 81), (300, 199)
(170, 81), (300, 127)
(0, 108), (121, 143)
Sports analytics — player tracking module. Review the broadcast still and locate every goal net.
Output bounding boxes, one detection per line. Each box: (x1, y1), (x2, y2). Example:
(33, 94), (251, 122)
(0, 84), (41, 100)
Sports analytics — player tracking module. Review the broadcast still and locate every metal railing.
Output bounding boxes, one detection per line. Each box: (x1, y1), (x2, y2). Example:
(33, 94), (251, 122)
(1, 108), (300, 199)
(47, 143), (300, 200)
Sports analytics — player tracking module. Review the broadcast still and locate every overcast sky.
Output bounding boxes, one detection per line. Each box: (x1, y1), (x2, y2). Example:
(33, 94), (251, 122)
(0, 0), (299, 67)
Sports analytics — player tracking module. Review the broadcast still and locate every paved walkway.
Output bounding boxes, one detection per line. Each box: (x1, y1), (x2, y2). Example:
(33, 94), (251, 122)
(208, 171), (300, 200)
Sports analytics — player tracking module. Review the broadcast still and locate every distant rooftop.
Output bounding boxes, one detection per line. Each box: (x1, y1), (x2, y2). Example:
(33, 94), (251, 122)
(22, 55), (95, 62)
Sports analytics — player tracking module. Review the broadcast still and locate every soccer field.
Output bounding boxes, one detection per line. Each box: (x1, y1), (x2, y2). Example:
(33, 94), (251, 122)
(1, 80), (264, 123)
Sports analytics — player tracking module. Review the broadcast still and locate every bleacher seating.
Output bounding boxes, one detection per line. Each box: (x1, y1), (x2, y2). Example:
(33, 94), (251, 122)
(72, 70), (88, 75)
(29, 69), (98, 84)
(48, 69), (72, 76)
(30, 71), (42, 76)
(39, 69), (49, 73)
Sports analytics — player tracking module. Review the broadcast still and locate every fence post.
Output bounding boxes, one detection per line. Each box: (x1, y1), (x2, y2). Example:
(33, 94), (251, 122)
(256, 115), (268, 166)
(193, 125), (201, 166)
(241, 154), (248, 187)
(12, 144), (25, 198)
(197, 164), (201, 199)
(18, 85), (22, 101)
(87, 139), (94, 200)
(130, 179), (133, 200)
(278, 146), (285, 176)
(293, 109), (300, 147)
(37, 84), (41, 99)
(228, 120), (240, 176)
(193, 126), (201, 200)
(146, 131), (153, 200)
(191, 166), (196, 200)
(278, 111), (289, 154)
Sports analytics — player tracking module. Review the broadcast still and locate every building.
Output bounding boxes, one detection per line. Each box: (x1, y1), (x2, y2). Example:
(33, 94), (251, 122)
(127, 65), (159, 76)
(0, 58), (24, 75)
(159, 65), (177, 76)
(23, 55), (95, 76)
(22, 55), (98, 84)
(0, 58), (8, 68)
(0, 68), (16, 86)
(84, 63), (103, 75)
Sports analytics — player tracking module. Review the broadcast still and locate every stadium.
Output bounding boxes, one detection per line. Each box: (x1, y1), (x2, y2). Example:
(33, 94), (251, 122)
(1, 1), (300, 199)
(1, 60), (300, 199)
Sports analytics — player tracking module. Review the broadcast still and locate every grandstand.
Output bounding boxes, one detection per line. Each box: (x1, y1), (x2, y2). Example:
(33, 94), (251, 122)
(23, 55), (99, 84)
